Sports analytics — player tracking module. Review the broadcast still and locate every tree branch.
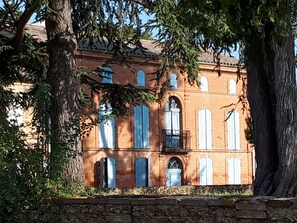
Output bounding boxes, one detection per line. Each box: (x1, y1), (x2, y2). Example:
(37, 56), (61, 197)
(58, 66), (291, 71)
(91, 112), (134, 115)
(13, 4), (36, 49)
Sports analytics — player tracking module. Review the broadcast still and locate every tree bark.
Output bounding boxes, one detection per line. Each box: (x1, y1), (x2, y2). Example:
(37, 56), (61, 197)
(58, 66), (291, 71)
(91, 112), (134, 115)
(245, 1), (297, 197)
(46, 0), (85, 188)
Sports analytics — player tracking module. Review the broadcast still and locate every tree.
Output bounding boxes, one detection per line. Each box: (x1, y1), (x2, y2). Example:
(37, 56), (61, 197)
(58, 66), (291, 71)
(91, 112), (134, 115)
(0, 0), (156, 190)
(150, 0), (296, 197)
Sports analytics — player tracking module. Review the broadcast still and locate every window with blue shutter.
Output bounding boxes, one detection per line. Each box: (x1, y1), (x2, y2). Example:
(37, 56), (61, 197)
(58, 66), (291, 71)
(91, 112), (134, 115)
(228, 158), (241, 184)
(134, 105), (150, 149)
(135, 157), (150, 187)
(102, 67), (112, 84)
(227, 111), (240, 150)
(199, 158), (213, 185)
(198, 109), (212, 149)
(229, 79), (236, 94)
(200, 76), (208, 92)
(137, 70), (145, 87)
(99, 104), (115, 148)
(99, 157), (116, 188)
(169, 74), (178, 89)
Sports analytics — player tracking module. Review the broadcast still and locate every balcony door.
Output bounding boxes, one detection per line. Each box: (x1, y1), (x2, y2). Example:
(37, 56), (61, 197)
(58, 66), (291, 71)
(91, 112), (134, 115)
(165, 97), (181, 148)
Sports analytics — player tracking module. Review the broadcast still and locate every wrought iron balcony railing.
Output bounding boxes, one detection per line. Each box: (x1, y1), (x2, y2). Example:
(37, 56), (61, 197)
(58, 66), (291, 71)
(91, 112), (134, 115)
(162, 130), (191, 152)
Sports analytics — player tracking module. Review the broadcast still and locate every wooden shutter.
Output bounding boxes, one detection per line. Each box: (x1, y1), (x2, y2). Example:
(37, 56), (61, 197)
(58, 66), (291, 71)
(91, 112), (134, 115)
(99, 158), (106, 188)
(107, 157), (116, 188)
(227, 112), (235, 150)
(199, 158), (207, 185)
(99, 104), (115, 148)
(199, 110), (206, 149)
(235, 111), (240, 150)
(206, 109), (212, 149)
(200, 157), (213, 185)
(234, 158), (241, 184)
(228, 158), (235, 184)
(134, 106), (150, 149)
(134, 106), (142, 148)
(135, 157), (149, 187)
(142, 106), (150, 148)
(228, 158), (240, 184)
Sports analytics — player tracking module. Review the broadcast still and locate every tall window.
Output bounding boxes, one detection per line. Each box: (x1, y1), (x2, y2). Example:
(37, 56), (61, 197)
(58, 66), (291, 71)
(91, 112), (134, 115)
(200, 76), (208, 92)
(99, 104), (115, 148)
(137, 70), (145, 86)
(169, 73), (178, 89)
(228, 158), (241, 184)
(165, 97), (181, 148)
(135, 157), (150, 187)
(134, 105), (150, 149)
(99, 157), (116, 188)
(101, 67), (112, 84)
(227, 111), (240, 150)
(228, 79), (236, 94)
(198, 109), (212, 149)
(166, 157), (182, 186)
(199, 158), (213, 185)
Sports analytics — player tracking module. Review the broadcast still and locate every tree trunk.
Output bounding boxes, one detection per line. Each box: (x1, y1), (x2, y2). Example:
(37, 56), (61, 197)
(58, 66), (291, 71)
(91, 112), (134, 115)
(45, 0), (85, 188)
(245, 1), (297, 197)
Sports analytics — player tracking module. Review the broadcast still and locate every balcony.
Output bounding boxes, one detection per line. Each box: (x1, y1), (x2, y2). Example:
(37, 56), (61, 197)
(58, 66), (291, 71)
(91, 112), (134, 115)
(162, 130), (191, 153)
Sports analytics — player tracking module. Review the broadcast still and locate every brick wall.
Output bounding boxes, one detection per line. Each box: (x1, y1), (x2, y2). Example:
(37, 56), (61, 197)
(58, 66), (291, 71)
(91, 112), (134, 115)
(31, 194), (297, 222)
(79, 50), (253, 188)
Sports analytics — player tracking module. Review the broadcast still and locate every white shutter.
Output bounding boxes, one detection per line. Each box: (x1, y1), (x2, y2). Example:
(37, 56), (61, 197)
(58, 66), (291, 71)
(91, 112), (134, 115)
(235, 111), (240, 150)
(199, 110), (206, 149)
(206, 158), (213, 185)
(206, 109), (212, 149)
(227, 112), (235, 150)
(171, 108), (180, 132)
(228, 158), (235, 184)
(107, 157), (116, 188)
(200, 158), (207, 185)
(200, 77), (208, 92)
(234, 158), (241, 184)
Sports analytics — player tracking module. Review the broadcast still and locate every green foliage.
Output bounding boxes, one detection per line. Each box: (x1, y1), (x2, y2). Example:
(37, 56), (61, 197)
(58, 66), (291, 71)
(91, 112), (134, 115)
(0, 115), (49, 222)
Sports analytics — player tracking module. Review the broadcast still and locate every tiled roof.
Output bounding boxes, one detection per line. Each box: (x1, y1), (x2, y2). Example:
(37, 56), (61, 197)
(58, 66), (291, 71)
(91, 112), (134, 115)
(24, 24), (238, 66)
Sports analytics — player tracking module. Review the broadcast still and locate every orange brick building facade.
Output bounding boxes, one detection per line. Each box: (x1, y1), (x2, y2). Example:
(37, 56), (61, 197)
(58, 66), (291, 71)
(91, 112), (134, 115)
(77, 42), (253, 188)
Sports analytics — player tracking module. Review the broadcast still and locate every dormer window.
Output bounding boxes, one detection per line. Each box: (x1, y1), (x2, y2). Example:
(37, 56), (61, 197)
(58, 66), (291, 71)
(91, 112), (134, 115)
(137, 70), (145, 87)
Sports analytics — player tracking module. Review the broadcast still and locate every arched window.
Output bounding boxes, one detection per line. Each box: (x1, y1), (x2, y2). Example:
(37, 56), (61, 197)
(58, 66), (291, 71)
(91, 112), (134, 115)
(135, 157), (150, 187)
(101, 67), (112, 84)
(200, 76), (208, 92)
(227, 111), (240, 150)
(166, 157), (182, 186)
(199, 158), (213, 185)
(169, 73), (178, 89)
(137, 70), (145, 87)
(99, 157), (116, 188)
(228, 158), (241, 184)
(198, 109), (212, 149)
(228, 79), (236, 94)
(99, 104), (115, 148)
(134, 105), (150, 148)
(164, 97), (181, 148)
